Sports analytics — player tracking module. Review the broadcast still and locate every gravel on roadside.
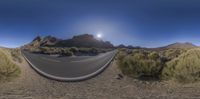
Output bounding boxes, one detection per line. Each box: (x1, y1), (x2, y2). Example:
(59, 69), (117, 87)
(0, 58), (200, 99)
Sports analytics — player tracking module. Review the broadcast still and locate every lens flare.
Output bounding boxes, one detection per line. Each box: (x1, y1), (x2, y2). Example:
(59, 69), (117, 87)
(97, 33), (102, 38)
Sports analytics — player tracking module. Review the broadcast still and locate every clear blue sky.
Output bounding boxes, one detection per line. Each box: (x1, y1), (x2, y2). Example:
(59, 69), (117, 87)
(1, 0), (200, 48)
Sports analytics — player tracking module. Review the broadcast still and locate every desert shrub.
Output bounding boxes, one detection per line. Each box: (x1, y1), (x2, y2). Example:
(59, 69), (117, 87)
(78, 48), (90, 53)
(9, 49), (22, 63)
(131, 49), (140, 54)
(117, 49), (162, 79)
(148, 51), (159, 60)
(161, 49), (187, 60)
(29, 47), (42, 53)
(38, 47), (61, 54)
(78, 48), (98, 55)
(40, 47), (51, 54)
(118, 48), (128, 52)
(49, 48), (62, 54)
(161, 48), (200, 83)
(0, 49), (21, 81)
(61, 48), (73, 56)
(99, 48), (112, 53)
(133, 53), (146, 60)
(90, 48), (98, 54)
(69, 47), (78, 53)
(117, 51), (127, 68)
(117, 48), (200, 83)
(28, 46), (112, 56)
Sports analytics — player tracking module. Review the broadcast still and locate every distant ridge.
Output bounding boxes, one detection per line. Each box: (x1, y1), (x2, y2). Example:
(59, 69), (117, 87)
(114, 42), (198, 50)
(25, 34), (114, 48)
(160, 42), (198, 49)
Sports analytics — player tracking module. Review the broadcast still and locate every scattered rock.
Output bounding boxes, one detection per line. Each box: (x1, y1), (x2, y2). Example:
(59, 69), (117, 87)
(115, 74), (124, 80)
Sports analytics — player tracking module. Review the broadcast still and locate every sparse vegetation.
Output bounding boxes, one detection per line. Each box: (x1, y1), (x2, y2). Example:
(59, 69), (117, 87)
(162, 48), (200, 83)
(0, 48), (21, 81)
(8, 49), (23, 63)
(22, 34), (114, 56)
(160, 48), (187, 61)
(69, 47), (79, 53)
(117, 48), (200, 82)
(60, 48), (73, 56)
(25, 47), (113, 56)
(117, 49), (163, 79)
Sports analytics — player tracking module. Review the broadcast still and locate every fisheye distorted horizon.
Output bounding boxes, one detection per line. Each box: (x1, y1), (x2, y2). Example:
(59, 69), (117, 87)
(1, 0), (200, 48)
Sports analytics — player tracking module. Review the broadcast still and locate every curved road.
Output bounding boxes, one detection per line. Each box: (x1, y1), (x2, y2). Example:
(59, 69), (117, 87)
(22, 50), (116, 81)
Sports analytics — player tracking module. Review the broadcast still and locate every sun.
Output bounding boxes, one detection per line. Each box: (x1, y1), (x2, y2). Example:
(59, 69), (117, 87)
(96, 33), (102, 38)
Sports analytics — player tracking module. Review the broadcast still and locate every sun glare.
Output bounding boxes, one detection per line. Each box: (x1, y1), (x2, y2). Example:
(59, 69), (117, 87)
(96, 33), (102, 38)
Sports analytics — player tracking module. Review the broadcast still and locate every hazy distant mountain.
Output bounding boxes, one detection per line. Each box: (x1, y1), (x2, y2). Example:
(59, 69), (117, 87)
(25, 34), (114, 48)
(25, 34), (197, 49)
(116, 44), (141, 49)
(117, 44), (126, 48)
(161, 42), (198, 49)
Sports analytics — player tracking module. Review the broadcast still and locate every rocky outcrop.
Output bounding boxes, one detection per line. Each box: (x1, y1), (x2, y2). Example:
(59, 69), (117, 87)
(25, 34), (114, 48)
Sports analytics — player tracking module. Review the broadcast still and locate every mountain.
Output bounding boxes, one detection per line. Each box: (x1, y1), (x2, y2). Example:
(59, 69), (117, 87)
(56, 34), (113, 48)
(25, 34), (114, 48)
(26, 36), (60, 48)
(161, 42), (198, 49)
(116, 44), (141, 49)
(116, 44), (126, 48)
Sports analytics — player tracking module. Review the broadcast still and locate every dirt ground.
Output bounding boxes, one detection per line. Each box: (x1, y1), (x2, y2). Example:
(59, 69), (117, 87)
(0, 58), (200, 99)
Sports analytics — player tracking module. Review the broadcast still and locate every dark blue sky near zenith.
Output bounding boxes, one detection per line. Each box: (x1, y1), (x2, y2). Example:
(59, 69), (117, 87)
(0, 0), (200, 47)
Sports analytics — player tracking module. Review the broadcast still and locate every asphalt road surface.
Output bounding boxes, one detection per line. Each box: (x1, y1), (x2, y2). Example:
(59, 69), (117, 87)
(22, 50), (116, 81)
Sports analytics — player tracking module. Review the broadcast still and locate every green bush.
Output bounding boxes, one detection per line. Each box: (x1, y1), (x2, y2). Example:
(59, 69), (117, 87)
(161, 48), (200, 83)
(40, 47), (51, 54)
(39, 47), (61, 55)
(78, 48), (90, 53)
(161, 49), (186, 60)
(27, 46), (112, 56)
(9, 49), (22, 63)
(117, 49), (162, 79)
(69, 47), (78, 53)
(117, 48), (200, 83)
(91, 48), (98, 54)
(148, 51), (159, 60)
(117, 51), (127, 69)
(0, 49), (21, 81)
(78, 48), (98, 55)
(29, 47), (42, 53)
(61, 48), (73, 56)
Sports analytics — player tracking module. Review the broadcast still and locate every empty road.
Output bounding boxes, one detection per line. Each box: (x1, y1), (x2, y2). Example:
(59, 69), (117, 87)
(22, 50), (116, 81)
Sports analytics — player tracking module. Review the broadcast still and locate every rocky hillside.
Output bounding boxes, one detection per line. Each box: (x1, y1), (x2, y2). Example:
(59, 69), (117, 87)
(27, 36), (60, 48)
(56, 34), (113, 48)
(24, 34), (113, 48)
